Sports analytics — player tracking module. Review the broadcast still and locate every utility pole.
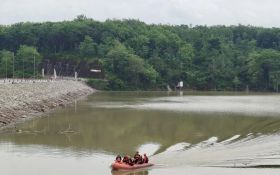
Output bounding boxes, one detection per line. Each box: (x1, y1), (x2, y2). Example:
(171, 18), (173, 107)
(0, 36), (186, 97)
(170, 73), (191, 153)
(33, 53), (36, 79)
(47, 59), (50, 76)
(66, 63), (69, 77)
(5, 54), (7, 80)
(22, 56), (24, 80)
(12, 52), (15, 79)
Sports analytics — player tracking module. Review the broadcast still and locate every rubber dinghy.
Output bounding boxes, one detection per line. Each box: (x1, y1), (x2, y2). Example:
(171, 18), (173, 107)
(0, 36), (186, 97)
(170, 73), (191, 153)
(111, 162), (154, 170)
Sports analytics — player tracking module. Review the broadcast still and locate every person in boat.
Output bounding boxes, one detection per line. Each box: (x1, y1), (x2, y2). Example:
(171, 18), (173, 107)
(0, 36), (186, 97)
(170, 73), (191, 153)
(143, 154), (149, 163)
(122, 155), (134, 166)
(133, 151), (141, 164)
(115, 155), (122, 163)
(138, 154), (144, 164)
(122, 155), (129, 164)
(128, 157), (134, 166)
(134, 152), (146, 164)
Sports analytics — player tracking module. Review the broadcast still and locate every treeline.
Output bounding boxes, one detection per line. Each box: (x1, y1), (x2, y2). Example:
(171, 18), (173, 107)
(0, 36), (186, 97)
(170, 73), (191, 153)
(0, 15), (279, 91)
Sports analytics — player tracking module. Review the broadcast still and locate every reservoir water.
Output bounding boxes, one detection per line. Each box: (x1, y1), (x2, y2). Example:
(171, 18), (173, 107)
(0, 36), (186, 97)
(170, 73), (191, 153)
(1, 91), (280, 175)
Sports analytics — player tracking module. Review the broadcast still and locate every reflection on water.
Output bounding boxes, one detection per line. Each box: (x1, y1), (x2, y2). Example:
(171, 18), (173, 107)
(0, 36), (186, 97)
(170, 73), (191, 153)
(112, 170), (149, 175)
(1, 91), (280, 175)
(95, 93), (280, 117)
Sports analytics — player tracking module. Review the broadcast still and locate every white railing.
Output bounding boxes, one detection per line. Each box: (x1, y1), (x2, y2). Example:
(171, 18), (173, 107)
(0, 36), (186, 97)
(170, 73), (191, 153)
(0, 78), (49, 84)
(0, 77), (81, 84)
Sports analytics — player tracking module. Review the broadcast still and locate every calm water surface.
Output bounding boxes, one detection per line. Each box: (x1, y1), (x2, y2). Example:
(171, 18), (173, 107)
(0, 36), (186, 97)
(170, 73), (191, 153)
(1, 91), (280, 175)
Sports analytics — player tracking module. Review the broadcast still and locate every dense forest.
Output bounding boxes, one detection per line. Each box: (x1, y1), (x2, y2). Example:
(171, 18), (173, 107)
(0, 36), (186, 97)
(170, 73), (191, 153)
(0, 15), (280, 91)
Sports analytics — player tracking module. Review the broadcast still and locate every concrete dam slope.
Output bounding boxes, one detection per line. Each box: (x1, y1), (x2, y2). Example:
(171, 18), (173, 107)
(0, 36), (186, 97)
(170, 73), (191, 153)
(0, 80), (94, 128)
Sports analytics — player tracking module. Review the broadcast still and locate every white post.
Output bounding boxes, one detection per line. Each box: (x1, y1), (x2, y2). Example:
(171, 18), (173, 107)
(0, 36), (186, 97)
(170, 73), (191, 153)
(74, 72), (78, 81)
(54, 68), (57, 80)
(42, 68), (45, 78)
(179, 81), (183, 88)
(178, 81), (183, 91)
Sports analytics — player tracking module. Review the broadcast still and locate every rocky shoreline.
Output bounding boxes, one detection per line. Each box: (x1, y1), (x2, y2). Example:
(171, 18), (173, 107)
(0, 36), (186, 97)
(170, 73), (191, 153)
(0, 80), (94, 129)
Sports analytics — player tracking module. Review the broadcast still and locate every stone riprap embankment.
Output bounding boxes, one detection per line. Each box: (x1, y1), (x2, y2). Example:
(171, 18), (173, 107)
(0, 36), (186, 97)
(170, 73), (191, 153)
(0, 80), (94, 128)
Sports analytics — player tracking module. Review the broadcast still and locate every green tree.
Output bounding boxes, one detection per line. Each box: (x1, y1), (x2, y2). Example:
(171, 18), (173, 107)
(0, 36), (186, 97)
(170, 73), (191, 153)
(233, 76), (241, 91)
(75, 14), (88, 21)
(16, 45), (41, 78)
(178, 44), (195, 65)
(0, 50), (13, 78)
(270, 71), (280, 92)
(104, 41), (157, 90)
(248, 49), (280, 91)
(79, 35), (97, 58)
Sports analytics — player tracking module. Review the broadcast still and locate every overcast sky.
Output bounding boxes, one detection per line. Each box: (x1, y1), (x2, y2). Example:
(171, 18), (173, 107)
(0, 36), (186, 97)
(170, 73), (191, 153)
(0, 0), (279, 27)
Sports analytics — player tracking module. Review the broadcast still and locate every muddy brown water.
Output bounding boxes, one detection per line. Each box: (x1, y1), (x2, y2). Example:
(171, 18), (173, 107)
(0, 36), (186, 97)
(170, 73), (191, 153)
(1, 91), (280, 175)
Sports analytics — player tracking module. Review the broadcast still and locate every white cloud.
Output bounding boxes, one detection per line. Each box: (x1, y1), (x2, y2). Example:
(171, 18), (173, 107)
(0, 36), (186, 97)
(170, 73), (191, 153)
(0, 0), (280, 27)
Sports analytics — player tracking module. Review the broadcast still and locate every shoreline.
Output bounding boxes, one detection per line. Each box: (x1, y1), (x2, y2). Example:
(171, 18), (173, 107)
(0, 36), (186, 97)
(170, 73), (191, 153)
(0, 80), (95, 130)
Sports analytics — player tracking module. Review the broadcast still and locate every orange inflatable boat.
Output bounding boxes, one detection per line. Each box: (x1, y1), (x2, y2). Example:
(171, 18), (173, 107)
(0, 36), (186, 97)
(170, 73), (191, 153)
(111, 162), (154, 170)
